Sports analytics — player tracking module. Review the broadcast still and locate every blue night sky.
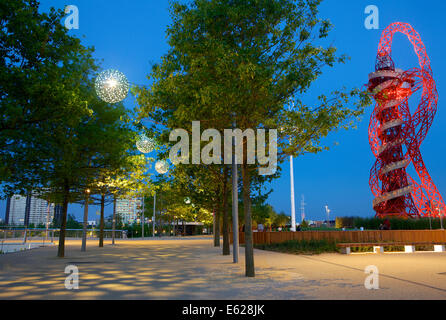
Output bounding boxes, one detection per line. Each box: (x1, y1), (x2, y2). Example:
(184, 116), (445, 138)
(1, 0), (446, 222)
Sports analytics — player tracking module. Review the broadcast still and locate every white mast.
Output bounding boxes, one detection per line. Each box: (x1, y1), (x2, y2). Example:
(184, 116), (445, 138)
(300, 194), (306, 223)
(290, 155), (296, 231)
(325, 205), (331, 227)
(288, 99), (296, 232)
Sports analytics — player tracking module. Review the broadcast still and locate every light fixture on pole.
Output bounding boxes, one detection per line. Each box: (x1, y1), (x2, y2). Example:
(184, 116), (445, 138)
(81, 188), (91, 252)
(152, 160), (169, 237)
(155, 160), (169, 174)
(232, 117), (239, 263)
(136, 134), (156, 154)
(141, 195), (145, 239)
(95, 69), (129, 103)
(437, 207), (443, 230)
(290, 154), (296, 231)
(285, 99), (297, 232)
(325, 205), (331, 227)
(153, 191), (156, 238)
(45, 202), (50, 242)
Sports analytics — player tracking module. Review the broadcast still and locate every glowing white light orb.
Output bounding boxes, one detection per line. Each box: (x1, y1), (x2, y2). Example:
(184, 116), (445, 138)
(155, 160), (169, 174)
(136, 134), (156, 154)
(95, 69), (129, 103)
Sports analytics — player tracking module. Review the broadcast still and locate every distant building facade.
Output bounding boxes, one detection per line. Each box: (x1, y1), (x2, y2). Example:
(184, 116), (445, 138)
(5, 193), (55, 226)
(116, 197), (142, 224)
(87, 221), (97, 227)
(308, 220), (336, 228)
(5, 195), (27, 225)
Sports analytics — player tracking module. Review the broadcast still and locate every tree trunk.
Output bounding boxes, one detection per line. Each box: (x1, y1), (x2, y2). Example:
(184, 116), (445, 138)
(112, 195), (116, 245)
(213, 203), (221, 247)
(57, 183), (70, 258)
(99, 193), (105, 247)
(222, 166), (230, 255)
(242, 163), (255, 277)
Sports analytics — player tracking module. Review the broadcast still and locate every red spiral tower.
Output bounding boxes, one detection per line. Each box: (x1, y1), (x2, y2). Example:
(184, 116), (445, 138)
(368, 22), (445, 218)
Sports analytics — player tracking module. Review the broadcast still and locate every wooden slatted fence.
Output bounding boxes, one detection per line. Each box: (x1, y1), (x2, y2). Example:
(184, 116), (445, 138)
(229, 230), (446, 245)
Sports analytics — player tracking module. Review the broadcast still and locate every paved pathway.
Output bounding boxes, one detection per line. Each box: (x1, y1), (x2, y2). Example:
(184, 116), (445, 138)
(0, 238), (446, 299)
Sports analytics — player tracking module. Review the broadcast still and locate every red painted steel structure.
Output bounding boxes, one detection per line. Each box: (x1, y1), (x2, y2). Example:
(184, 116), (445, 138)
(368, 22), (445, 218)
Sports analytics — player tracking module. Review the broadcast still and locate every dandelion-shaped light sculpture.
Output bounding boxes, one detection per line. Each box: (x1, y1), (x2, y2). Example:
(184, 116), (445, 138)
(155, 160), (169, 174)
(95, 69), (129, 103)
(136, 134), (156, 154)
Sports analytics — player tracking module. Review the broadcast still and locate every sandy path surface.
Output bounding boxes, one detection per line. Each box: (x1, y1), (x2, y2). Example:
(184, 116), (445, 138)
(0, 238), (446, 299)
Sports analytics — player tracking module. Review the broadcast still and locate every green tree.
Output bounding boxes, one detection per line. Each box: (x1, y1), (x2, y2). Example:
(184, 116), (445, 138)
(274, 212), (290, 228)
(135, 0), (371, 277)
(66, 214), (82, 229)
(104, 153), (154, 243)
(252, 203), (278, 230)
(0, 1), (94, 189)
(5, 53), (138, 258)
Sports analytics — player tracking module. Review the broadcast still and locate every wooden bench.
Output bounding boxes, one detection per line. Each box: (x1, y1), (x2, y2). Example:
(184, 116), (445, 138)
(337, 242), (446, 254)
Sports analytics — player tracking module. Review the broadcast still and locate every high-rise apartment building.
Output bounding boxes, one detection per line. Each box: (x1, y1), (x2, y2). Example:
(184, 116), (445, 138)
(5, 195), (28, 226)
(116, 197), (142, 225)
(5, 193), (55, 226)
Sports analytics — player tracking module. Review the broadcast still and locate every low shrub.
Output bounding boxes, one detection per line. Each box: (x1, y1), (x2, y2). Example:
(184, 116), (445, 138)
(334, 216), (445, 230)
(254, 239), (339, 255)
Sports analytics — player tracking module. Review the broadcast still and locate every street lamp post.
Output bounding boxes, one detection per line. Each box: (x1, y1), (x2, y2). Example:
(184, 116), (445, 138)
(290, 155), (296, 231)
(81, 188), (90, 252)
(112, 196), (116, 245)
(153, 191), (156, 238)
(286, 100), (297, 232)
(437, 208), (443, 230)
(232, 118), (239, 263)
(325, 205), (331, 228)
(141, 195), (145, 240)
(45, 202), (50, 241)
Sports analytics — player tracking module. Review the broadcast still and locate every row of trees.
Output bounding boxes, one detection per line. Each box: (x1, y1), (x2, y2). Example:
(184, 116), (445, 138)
(1, 1), (371, 277)
(134, 0), (371, 276)
(0, 0), (153, 257)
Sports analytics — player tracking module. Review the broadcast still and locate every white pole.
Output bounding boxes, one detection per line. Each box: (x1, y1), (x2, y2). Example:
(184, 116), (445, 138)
(212, 210), (215, 238)
(45, 203), (50, 241)
(152, 191), (156, 238)
(290, 155), (296, 231)
(81, 192), (90, 252)
(325, 206), (330, 227)
(141, 195), (145, 240)
(232, 119), (239, 263)
(287, 99), (297, 232)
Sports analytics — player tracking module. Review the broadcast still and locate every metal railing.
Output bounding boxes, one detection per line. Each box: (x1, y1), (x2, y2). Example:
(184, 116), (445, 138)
(0, 228), (126, 244)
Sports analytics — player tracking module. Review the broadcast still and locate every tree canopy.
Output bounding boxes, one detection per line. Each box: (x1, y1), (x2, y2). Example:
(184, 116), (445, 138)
(134, 0), (371, 276)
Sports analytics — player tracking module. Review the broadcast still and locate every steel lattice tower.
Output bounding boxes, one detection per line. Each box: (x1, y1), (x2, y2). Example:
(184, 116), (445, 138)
(368, 22), (445, 218)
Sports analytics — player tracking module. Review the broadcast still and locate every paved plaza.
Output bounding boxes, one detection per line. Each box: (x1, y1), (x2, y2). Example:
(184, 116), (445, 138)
(0, 237), (446, 299)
